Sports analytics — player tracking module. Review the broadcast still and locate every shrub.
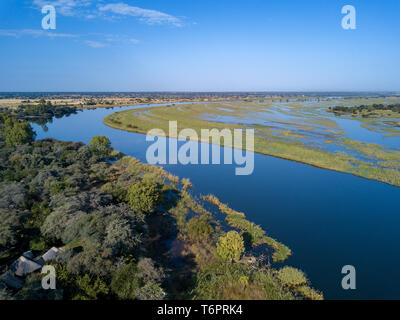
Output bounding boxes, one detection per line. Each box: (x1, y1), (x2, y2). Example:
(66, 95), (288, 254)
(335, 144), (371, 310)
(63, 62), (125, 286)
(216, 231), (244, 262)
(89, 136), (112, 158)
(104, 218), (141, 254)
(0, 208), (25, 248)
(111, 263), (140, 300)
(193, 262), (281, 300)
(276, 267), (308, 287)
(66, 241), (115, 277)
(127, 181), (162, 213)
(29, 236), (50, 251)
(202, 194), (245, 216)
(137, 258), (165, 282)
(0, 183), (27, 209)
(74, 274), (109, 300)
(135, 282), (165, 300)
(4, 118), (36, 147)
(185, 215), (213, 242)
(296, 285), (323, 300)
(111, 259), (165, 300)
(49, 181), (68, 195)
(181, 178), (193, 190)
(29, 200), (51, 228)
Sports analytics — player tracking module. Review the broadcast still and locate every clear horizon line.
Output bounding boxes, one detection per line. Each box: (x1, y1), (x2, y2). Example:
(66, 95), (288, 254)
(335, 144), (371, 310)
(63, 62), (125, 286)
(0, 90), (399, 94)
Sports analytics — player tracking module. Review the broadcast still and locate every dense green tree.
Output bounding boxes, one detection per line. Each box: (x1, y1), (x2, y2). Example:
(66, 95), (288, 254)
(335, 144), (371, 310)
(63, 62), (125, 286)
(89, 136), (112, 158)
(111, 260), (165, 300)
(0, 208), (25, 249)
(4, 118), (35, 147)
(41, 204), (86, 240)
(74, 274), (109, 300)
(104, 217), (141, 254)
(216, 231), (244, 262)
(66, 242), (115, 277)
(185, 215), (213, 242)
(136, 282), (165, 300)
(137, 258), (165, 283)
(111, 263), (141, 300)
(0, 183), (27, 209)
(127, 181), (162, 213)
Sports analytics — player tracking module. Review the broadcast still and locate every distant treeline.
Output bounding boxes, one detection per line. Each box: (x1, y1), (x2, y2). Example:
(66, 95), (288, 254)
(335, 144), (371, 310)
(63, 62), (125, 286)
(330, 103), (400, 117)
(14, 99), (78, 125)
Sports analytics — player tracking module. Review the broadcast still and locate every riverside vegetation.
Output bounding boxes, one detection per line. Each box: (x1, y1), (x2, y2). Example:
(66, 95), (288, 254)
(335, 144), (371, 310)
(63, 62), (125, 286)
(330, 103), (400, 118)
(104, 98), (400, 187)
(0, 104), (322, 300)
(0, 92), (281, 110)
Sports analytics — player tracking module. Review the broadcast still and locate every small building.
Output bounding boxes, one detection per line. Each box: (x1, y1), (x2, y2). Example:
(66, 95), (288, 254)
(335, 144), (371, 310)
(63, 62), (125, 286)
(22, 250), (34, 260)
(0, 246), (63, 291)
(10, 256), (42, 277)
(35, 247), (62, 266)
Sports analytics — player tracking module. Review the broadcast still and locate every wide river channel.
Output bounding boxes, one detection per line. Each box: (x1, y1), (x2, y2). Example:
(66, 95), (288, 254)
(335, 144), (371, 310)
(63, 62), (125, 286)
(31, 103), (400, 299)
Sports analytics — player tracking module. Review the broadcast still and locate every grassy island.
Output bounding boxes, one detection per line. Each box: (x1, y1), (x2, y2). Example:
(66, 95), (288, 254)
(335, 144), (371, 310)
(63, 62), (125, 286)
(103, 99), (400, 187)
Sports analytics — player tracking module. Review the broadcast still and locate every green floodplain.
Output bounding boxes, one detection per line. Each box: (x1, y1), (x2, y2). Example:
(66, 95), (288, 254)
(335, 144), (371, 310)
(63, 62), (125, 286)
(104, 97), (400, 188)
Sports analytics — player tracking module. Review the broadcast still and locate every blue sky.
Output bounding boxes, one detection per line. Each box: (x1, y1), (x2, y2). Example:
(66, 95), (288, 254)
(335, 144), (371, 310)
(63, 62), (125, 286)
(0, 0), (399, 92)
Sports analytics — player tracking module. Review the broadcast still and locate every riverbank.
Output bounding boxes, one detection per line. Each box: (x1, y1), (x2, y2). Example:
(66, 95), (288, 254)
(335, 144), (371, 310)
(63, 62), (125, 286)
(28, 101), (400, 299)
(0, 112), (322, 299)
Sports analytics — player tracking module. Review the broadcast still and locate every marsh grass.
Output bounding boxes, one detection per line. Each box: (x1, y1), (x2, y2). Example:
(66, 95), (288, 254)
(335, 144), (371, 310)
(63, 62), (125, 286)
(276, 266), (307, 286)
(104, 100), (400, 187)
(296, 285), (324, 300)
(202, 195), (291, 263)
(193, 263), (296, 300)
(201, 194), (245, 217)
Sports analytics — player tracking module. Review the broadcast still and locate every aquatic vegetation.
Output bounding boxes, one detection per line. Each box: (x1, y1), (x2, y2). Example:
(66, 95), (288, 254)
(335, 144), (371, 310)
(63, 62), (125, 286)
(296, 285), (323, 300)
(201, 194), (245, 217)
(104, 99), (400, 187)
(202, 194), (291, 263)
(193, 263), (295, 300)
(339, 138), (400, 170)
(276, 266), (307, 287)
(275, 267), (323, 300)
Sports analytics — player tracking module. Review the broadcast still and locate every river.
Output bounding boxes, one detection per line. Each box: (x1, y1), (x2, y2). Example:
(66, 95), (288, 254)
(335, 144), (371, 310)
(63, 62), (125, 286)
(31, 103), (400, 299)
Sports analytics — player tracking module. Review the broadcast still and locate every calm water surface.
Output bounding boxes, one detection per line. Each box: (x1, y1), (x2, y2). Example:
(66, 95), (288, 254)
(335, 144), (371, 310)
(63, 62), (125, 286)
(31, 104), (400, 299)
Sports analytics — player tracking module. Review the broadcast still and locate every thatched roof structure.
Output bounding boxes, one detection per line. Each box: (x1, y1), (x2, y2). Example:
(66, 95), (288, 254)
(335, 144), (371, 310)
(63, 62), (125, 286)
(10, 256), (42, 277)
(35, 247), (62, 266)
